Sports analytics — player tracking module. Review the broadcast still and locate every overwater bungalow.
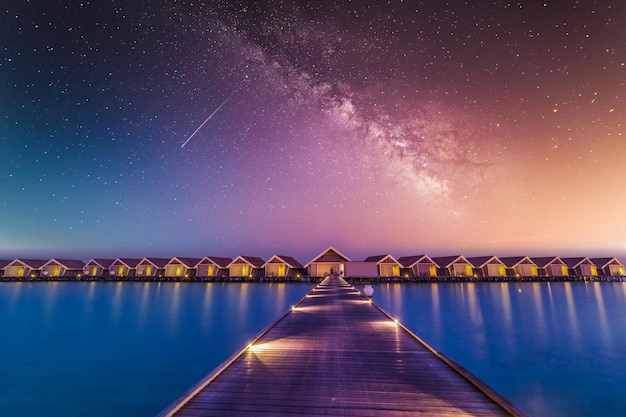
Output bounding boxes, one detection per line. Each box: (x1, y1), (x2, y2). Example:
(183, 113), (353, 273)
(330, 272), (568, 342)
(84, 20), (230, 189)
(431, 255), (473, 277)
(466, 256), (506, 278)
(499, 256), (538, 278)
(136, 258), (169, 277)
(164, 257), (202, 278)
(196, 256), (232, 278)
(264, 255), (305, 278)
(41, 259), (86, 278)
(363, 254), (402, 278)
(84, 259), (115, 277)
(589, 257), (625, 276)
(306, 246), (351, 278)
(109, 258), (143, 277)
(3, 259), (47, 278)
(532, 257), (568, 277)
(397, 255), (438, 278)
(228, 256), (265, 279)
(561, 257), (598, 278)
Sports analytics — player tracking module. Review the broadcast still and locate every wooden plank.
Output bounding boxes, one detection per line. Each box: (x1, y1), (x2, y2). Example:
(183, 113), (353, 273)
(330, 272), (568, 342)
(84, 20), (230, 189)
(157, 277), (528, 417)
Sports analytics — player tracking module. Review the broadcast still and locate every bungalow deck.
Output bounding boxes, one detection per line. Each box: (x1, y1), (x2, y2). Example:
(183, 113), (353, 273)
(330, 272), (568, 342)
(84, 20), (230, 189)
(157, 276), (527, 417)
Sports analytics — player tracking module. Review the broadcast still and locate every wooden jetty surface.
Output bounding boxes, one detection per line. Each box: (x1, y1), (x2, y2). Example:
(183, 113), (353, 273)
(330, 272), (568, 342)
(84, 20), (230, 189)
(158, 276), (528, 417)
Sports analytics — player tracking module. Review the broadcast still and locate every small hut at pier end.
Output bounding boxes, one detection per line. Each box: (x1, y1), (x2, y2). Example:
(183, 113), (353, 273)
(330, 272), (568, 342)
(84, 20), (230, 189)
(196, 256), (232, 278)
(431, 255), (473, 277)
(561, 257), (598, 278)
(41, 259), (86, 278)
(466, 256), (507, 278)
(532, 257), (569, 277)
(84, 259), (115, 278)
(363, 254), (402, 278)
(264, 255), (305, 278)
(499, 256), (538, 278)
(397, 255), (438, 278)
(306, 246), (351, 278)
(589, 257), (625, 276)
(229, 256), (265, 279)
(4, 259), (47, 278)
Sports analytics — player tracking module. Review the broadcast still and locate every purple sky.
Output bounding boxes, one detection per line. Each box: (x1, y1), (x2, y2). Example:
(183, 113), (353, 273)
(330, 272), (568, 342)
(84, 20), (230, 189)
(1, 1), (625, 263)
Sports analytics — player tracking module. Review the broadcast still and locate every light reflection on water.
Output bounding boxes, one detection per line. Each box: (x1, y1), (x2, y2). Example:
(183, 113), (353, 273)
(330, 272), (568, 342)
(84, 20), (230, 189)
(373, 281), (626, 417)
(0, 281), (312, 417)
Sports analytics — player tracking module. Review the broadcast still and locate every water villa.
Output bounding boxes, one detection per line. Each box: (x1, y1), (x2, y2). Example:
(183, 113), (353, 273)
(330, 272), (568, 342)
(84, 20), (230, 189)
(590, 257), (625, 276)
(84, 258), (116, 277)
(467, 256), (507, 278)
(364, 254), (402, 277)
(397, 254), (438, 278)
(263, 255), (305, 278)
(41, 259), (86, 278)
(499, 256), (538, 278)
(1, 248), (624, 282)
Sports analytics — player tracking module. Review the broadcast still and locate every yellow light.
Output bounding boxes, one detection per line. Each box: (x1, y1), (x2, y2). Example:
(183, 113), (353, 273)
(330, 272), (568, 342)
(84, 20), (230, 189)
(394, 318), (399, 326)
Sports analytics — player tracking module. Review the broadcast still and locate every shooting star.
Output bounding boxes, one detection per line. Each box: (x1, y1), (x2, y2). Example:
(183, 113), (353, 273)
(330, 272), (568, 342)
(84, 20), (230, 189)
(181, 92), (234, 148)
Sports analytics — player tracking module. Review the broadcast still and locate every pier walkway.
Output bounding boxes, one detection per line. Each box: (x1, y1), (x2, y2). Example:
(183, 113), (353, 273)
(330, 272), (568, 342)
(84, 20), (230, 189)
(158, 276), (527, 416)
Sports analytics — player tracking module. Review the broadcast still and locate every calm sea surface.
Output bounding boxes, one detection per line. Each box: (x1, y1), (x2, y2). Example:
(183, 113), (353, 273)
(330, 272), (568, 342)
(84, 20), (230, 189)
(1, 281), (625, 416)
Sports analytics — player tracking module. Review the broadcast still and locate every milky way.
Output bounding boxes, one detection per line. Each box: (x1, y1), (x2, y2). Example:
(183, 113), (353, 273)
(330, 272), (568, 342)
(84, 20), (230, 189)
(1, 1), (624, 261)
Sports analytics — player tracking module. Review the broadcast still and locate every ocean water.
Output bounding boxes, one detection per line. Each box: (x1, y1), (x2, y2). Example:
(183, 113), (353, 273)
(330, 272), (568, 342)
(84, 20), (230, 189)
(373, 281), (626, 417)
(0, 281), (312, 417)
(1, 281), (625, 416)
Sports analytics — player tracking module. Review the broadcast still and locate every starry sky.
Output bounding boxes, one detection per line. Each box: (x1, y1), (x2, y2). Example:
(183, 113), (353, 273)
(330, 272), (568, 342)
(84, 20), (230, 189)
(1, 1), (625, 262)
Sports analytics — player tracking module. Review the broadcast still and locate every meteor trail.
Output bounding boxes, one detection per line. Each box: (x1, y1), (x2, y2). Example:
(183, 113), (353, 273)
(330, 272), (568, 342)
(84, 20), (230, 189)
(181, 93), (234, 148)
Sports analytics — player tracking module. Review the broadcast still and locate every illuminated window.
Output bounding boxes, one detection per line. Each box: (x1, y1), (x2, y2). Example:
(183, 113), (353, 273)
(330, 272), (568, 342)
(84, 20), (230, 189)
(53, 266), (60, 277)
(146, 266), (152, 276)
(590, 265), (597, 276)
(530, 265), (538, 276)
(91, 266), (98, 276)
(118, 266), (124, 276)
(176, 266), (182, 276)
(429, 265), (437, 276)
(278, 264), (285, 277)
(392, 264), (400, 276)
(465, 265), (473, 276)
(207, 265), (214, 276)
(498, 265), (506, 276)
(561, 265), (568, 276)
(18, 267), (25, 277)
(241, 264), (249, 276)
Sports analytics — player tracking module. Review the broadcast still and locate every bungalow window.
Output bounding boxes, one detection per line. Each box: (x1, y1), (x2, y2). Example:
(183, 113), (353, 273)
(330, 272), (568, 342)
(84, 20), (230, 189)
(241, 264), (249, 276)
(91, 266), (98, 276)
(18, 266), (25, 277)
(146, 266), (152, 276)
(207, 265), (214, 276)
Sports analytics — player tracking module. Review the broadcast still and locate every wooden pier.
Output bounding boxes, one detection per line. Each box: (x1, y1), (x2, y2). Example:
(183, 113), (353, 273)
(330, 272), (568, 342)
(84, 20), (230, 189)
(157, 276), (528, 416)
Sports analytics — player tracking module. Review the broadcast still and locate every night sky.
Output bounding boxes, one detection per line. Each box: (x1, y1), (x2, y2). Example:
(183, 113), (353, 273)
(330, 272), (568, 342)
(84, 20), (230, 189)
(1, 1), (624, 262)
